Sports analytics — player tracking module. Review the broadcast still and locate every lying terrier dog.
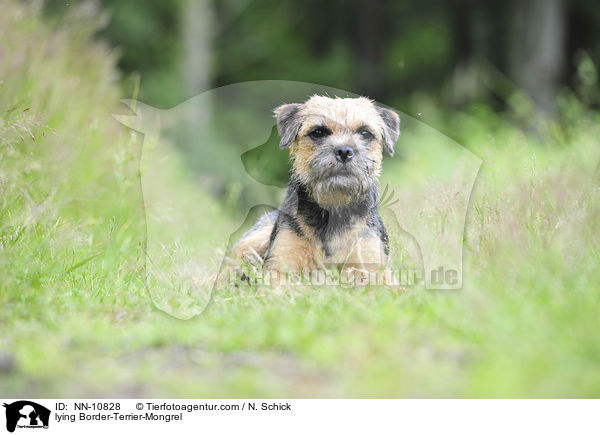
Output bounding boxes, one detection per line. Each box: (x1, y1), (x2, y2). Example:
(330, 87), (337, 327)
(232, 95), (400, 281)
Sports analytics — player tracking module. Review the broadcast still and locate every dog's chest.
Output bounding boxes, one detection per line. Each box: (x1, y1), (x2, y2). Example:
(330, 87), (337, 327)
(301, 213), (367, 262)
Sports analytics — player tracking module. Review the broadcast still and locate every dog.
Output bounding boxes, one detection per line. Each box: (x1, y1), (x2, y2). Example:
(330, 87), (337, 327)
(231, 95), (400, 283)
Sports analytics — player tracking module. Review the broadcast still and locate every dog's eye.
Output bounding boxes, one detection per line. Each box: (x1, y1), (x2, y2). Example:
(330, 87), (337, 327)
(359, 129), (374, 140)
(308, 128), (329, 140)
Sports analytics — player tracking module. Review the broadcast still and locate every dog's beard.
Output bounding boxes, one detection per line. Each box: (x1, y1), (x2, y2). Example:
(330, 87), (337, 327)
(291, 151), (378, 208)
(309, 168), (374, 208)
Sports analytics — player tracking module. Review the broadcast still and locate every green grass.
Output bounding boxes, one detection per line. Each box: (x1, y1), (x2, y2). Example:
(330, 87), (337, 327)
(1, 1), (600, 398)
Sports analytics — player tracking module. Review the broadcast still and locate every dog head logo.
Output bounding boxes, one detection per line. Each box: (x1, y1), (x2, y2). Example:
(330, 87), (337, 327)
(3, 401), (50, 432)
(113, 81), (482, 319)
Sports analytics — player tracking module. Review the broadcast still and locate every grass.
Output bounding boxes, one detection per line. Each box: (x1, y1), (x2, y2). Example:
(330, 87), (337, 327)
(1, 1), (600, 398)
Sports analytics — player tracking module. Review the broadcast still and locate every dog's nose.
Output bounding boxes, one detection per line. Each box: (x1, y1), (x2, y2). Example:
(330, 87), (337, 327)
(334, 146), (354, 163)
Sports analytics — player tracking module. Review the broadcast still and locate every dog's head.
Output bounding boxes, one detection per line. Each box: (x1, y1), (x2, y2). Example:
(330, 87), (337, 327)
(275, 95), (400, 208)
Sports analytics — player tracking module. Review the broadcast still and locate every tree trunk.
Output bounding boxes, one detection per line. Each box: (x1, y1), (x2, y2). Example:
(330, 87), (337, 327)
(182, 0), (213, 97)
(511, 0), (566, 116)
(356, 0), (383, 99)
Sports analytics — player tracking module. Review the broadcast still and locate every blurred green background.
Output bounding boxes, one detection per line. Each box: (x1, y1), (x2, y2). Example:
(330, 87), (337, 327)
(44, 0), (600, 116)
(1, 0), (599, 397)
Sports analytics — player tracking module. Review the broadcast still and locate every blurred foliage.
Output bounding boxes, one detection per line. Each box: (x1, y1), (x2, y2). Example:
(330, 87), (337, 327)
(44, 0), (186, 106)
(40, 0), (600, 197)
(43, 0), (600, 113)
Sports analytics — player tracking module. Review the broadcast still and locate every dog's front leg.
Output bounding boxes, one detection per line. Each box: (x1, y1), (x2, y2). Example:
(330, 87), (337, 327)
(264, 228), (319, 286)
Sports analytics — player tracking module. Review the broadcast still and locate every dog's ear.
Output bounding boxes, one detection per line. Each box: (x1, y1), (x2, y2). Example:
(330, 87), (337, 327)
(274, 103), (303, 149)
(377, 107), (400, 157)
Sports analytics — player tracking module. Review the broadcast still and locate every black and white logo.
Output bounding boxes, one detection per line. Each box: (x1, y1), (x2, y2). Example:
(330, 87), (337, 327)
(3, 401), (50, 433)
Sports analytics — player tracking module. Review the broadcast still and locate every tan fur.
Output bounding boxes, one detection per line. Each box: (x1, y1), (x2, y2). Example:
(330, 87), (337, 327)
(231, 223), (274, 264)
(336, 233), (388, 287)
(265, 228), (321, 271)
(342, 234), (385, 266)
